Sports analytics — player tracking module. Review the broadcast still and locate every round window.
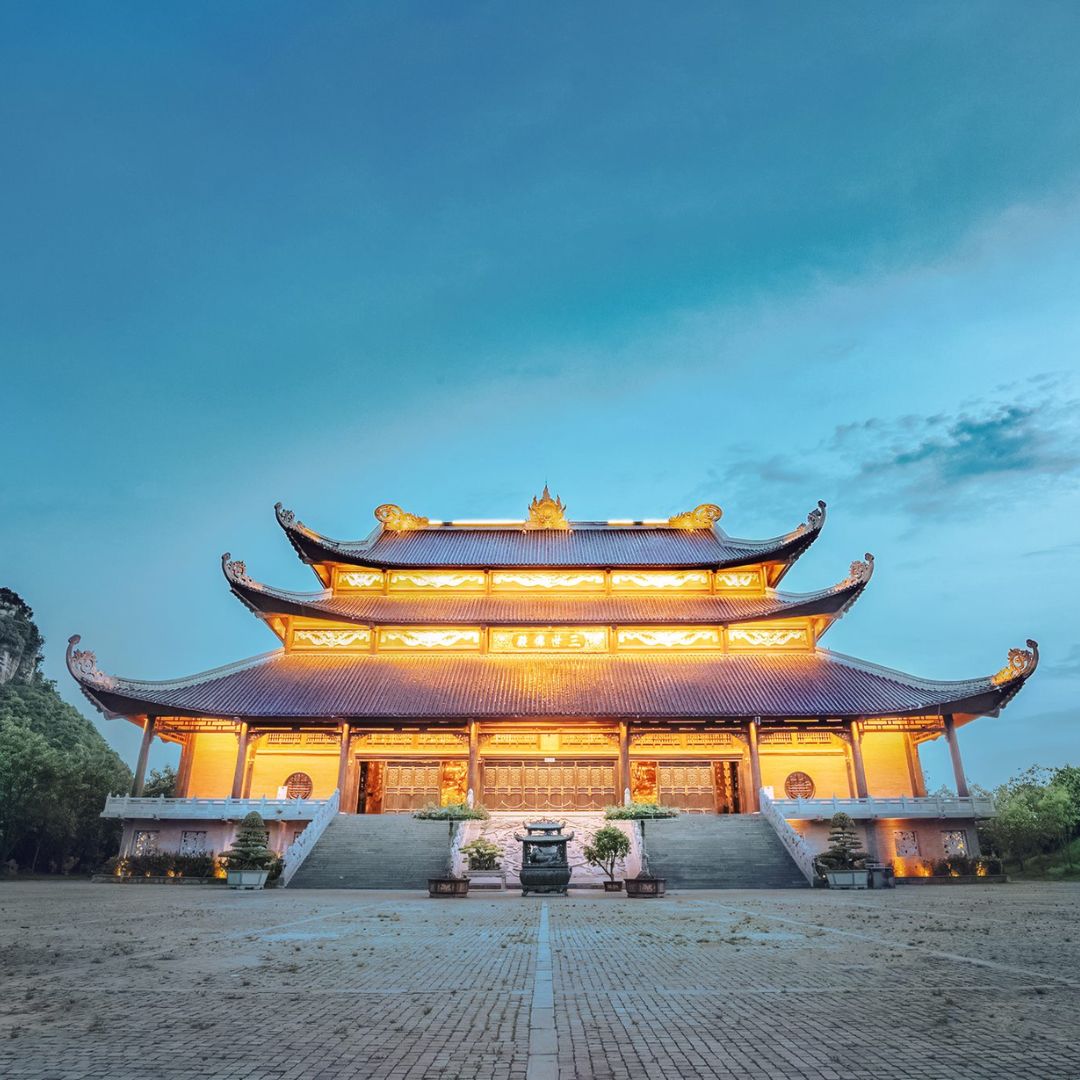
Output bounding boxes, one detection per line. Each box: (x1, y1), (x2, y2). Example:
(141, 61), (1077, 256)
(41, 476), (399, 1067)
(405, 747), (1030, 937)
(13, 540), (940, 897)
(284, 772), (314, 799)
(784, 771), (815, 799)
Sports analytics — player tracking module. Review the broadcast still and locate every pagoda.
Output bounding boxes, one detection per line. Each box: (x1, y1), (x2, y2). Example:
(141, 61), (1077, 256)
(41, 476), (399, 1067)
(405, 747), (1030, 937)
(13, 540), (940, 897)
(71, 490), (1038, 882)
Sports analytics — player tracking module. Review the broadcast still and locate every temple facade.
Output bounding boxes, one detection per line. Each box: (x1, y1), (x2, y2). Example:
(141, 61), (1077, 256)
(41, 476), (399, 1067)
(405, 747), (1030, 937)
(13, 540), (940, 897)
(71, 489), (1038, 881)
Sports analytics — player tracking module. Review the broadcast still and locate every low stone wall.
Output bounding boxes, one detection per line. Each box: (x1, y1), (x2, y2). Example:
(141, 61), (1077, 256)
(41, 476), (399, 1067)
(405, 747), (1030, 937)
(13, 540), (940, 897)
(452, 813), (641, 886)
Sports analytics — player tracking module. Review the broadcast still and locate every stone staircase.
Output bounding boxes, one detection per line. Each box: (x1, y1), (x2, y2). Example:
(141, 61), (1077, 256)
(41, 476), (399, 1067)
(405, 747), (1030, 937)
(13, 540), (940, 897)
(287, 815), (452, 889)
(643, 813), (809, 888)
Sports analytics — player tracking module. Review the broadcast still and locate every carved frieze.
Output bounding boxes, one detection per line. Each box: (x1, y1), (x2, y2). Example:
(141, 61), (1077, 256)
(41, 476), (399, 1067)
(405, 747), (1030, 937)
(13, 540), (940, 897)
(610, 571), (711, 591)
(617, 628), (721, 650)
(727, 626), (810, 650)
(377, 629), (481, 650)
(292, 628), (372, 650)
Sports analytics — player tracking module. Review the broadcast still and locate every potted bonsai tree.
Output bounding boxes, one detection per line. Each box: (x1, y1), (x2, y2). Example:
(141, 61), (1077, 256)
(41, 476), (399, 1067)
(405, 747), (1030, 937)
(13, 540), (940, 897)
(816, 812), (870, 889)
(222, 811), (275, 890)
(605, 802), (679, 897)
(584, 825), (632, 891)
(460, 837), (505, 890)
(414, 803), (488, 897)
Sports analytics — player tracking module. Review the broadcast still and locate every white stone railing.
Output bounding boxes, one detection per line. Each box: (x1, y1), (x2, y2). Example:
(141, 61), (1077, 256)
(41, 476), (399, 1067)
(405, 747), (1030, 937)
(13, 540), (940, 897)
(101, 795), (331, 821)
(281, 789), (341, 888)
(758, 789), (818, 885)
(767, 793), (995, 820)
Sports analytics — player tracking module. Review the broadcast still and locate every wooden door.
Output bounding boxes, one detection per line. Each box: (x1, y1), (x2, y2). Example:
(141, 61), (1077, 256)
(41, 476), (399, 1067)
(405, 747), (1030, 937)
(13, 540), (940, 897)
(482, 759), (616, 811)
(657, 760), (717, 812)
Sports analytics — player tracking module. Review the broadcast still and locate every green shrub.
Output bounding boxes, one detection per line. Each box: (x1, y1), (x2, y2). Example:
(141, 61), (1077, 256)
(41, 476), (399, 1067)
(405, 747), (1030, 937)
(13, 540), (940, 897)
(222, 812), (276, 871)
(413, 802), (489, 820)
(461, 838), (502, 870)
(604, 802), (679, 820)
(816, 813), (869, 872)
(583, 825), (632, 882)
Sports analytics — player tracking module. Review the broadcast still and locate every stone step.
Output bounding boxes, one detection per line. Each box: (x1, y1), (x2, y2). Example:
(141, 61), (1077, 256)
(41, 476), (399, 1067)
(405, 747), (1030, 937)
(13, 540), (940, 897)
(288, 815), (452, 889)
(644, 814), (809, 889)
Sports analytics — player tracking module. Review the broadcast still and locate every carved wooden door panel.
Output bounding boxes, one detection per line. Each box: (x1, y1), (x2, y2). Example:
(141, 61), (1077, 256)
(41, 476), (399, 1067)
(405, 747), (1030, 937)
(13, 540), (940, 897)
(382, 760), (441, 811)
(482, 759), (616, 811)
(658, 760), (717, 812)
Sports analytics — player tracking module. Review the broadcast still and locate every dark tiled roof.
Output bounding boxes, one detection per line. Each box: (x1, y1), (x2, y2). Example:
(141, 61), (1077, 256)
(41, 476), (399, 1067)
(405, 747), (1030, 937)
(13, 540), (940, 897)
(68, 643), (1032, 722)
(226, 575), (867, 627)
(275, 502), (827, 570)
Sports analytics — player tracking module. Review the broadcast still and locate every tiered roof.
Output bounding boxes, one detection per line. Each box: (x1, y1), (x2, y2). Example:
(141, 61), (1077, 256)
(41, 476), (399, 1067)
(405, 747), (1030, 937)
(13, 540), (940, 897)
(68, 492), (1039, 725)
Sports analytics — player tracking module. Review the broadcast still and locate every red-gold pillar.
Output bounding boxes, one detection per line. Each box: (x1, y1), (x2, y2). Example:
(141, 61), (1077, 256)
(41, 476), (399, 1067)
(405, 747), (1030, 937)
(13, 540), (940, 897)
(337, 721), (352, 807)
(230, 721), (250, 800)
(131, 716), (156, 797)
(747, 719), (762, 812)
(943, 714), (970, 798)
(849, 720), (870, 799)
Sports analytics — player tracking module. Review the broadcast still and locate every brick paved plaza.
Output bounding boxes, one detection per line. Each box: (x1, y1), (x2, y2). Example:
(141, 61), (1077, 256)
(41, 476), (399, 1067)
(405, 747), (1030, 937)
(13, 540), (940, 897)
(1, 882), (1078, 1080)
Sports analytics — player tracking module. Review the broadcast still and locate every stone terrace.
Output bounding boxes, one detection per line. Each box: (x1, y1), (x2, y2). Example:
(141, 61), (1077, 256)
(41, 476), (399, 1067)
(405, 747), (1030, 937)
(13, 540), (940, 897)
(1, 881), (1078, 1080)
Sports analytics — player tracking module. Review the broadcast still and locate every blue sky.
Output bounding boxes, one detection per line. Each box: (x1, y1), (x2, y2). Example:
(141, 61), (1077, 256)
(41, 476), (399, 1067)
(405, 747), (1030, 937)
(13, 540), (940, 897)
(2, 3), (1078, 788)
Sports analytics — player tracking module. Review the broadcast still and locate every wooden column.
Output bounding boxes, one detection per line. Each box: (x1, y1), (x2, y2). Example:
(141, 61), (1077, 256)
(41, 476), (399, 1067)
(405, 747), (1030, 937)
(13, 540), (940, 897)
(467, 720), (480, 805)
(903, 734), (927, 797)
(618, 721), (631, 804)
(943, 714), (970, 798)
(337, 721), (352, 806)
(747, 719), (762, 812)
(849, 720), (869, 799)
(230, 721), (250, 800)
(131, 716), (156, 796)
(174, 734), (194, 797)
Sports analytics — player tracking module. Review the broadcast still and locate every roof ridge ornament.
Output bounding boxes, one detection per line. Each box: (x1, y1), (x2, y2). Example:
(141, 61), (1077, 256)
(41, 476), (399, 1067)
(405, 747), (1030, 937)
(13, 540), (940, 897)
(991, 640), (1039, 686)
(221, 552), (253, 586)
(846, 552), (875, 585)
(374, 503), (430, 533)
(794, 500), (827, 536)
(525, 485), (570, 530)
(668, 504), (722, 530)
(66, 635), (117, 690)
(275, 502), (317, 539)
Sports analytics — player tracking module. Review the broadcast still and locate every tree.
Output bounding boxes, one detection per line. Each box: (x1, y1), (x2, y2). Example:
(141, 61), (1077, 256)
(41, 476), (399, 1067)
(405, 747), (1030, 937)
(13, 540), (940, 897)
(980, 767), (1080, 869)
(222, 812), (275, 871)
(816, 812), (869, 871)
(142, 766), (177, 799)
(583, 825), (632, 883)
(0, 594), (131, 872)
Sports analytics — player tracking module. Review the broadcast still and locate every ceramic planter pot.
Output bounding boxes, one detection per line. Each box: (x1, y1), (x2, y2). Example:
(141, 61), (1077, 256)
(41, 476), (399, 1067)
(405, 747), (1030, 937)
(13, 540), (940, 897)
(603, 880), (623, 892)
(825, 869), (870, 890)
(625, 876), (666, 898)
(428, 877), (470, 897)
(466, 869), (506, 890)
(226, 869), (269, 891)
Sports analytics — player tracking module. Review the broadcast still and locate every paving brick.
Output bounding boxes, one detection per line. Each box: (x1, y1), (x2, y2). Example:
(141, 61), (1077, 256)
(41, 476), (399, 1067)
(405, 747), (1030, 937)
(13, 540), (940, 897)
(0, 882), (1077, 1079)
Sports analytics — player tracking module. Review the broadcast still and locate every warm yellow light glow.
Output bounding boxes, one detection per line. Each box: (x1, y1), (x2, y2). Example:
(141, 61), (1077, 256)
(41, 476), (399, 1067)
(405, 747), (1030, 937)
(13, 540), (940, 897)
(335, 569), (384, 591)
(617, 628), (722, 649)
(726, 624), (811, 649)
(610, 571), (710, 591)
(377, 628), (482, 650)
(292, 628), (372, 650)
(491, 571), (604, 591)
(489, 628), (608, 652)
(388, 571), (486, 591)
(714, 570), (761, 591)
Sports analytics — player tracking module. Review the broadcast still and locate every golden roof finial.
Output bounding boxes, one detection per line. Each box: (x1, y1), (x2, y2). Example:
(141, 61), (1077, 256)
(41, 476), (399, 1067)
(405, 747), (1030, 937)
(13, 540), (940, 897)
(525, 485), (570, 530)
(667, 504), (723, 530)
(374, 504), (430, 533)
(990, 640), (1039, 686)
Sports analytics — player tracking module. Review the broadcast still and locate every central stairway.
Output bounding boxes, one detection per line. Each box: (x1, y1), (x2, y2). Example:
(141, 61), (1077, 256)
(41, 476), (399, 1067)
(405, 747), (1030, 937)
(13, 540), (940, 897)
(287, 815), (452, 889)
(644, 813), (809, 888)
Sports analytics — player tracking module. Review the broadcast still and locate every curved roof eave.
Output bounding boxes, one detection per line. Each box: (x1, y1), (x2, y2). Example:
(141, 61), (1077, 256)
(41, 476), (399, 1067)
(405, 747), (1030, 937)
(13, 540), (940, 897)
(66, 633), (1038, 724)
(221, 551), (873, 630)
(272, 500), (828, 572)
